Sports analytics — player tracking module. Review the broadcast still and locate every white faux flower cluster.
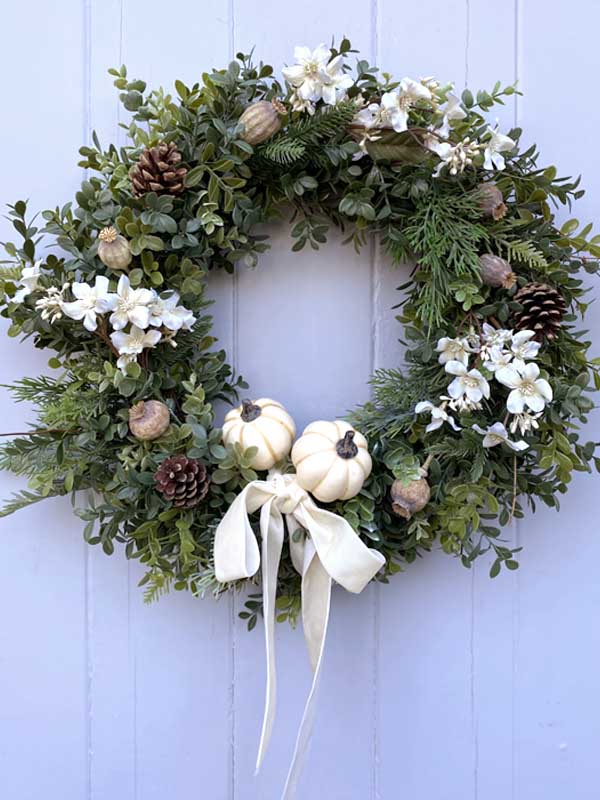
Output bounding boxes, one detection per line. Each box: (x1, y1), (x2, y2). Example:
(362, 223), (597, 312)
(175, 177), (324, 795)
(282, 44), (353, 116)
(415, 323), (553, 452)
(12, 265), (195, 373)
(282, 44), (515, 175)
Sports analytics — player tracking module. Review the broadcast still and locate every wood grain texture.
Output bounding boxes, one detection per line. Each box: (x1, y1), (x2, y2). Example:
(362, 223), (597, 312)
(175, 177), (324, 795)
(0, 1), (599, 798)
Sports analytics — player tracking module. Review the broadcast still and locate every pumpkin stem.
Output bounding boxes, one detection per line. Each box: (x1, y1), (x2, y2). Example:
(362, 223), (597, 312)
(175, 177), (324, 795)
(240, 399), (262, 422)
(336, 430), (358, 459)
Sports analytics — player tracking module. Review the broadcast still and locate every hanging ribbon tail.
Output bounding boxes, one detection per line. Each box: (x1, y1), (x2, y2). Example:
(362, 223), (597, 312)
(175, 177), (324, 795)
(281, 541), (331, 800)
(214, 480), (275, 583)
(281, 500), (386, 799)
(213, 473), (387, 800)
(255, 497), (285, 774)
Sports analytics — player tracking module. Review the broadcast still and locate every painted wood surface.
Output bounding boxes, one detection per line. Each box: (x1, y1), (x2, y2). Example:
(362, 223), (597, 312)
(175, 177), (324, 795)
(0, 2), (599, 798)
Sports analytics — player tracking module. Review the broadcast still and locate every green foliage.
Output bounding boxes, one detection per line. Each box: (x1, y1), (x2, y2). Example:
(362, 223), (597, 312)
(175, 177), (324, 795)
(1, 39), (599, 624)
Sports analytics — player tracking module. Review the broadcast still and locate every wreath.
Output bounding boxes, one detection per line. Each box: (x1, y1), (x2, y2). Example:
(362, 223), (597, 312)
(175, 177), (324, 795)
(1, 39), (599, 791)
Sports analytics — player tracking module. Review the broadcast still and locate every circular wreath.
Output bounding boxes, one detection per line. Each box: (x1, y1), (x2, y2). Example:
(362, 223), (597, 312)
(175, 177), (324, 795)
(1, 40), (599, 626)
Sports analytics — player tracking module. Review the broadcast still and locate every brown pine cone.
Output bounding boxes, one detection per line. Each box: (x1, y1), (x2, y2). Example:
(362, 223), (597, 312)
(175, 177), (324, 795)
(512, 282), (567, 342)
(130, 142), (188, 197)
(154, 455), (210, 508)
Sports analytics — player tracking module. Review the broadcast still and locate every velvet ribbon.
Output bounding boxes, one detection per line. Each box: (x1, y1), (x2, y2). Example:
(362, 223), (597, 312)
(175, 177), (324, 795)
(214, 471), (385, 798)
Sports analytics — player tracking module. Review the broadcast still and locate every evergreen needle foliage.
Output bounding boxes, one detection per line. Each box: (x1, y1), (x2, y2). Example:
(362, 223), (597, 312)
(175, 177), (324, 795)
(1, 40), (599, 624)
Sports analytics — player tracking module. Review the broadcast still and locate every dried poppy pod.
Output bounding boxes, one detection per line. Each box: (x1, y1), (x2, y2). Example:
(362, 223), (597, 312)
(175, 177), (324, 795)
(475, 182), (507, 220)
(129, 400), (170, 441)
(97, 226), (132, 271)
(238, 99), (286, 145)
(390, 477), (431, 520)
(478, 253), (517, 289)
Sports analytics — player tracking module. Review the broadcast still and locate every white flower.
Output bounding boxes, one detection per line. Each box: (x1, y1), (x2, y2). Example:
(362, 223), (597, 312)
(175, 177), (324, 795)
(116, 353), (137, 374)
(440, 394), (482, 413)
(510, 330), (541, 371)
(432, 137), (480, 177)
(35, 283), (69, 323)
(479, 323), (513, 361)
(61, 275), (114, 332)
(290, 91), (316, 115)
(415, 400), (460, 433)
(485, 345), (513, 373)
(445, 361), (491, 404)
(282, 45), (352, 105)
(380, 78), (432, 133)
(13, 261), (42, 303)
(110, 325), (162, 356)
(509, 411), (542, 436)
(482, 323), (512, 347)
(149, 292), (196, 331)
(436, 336), (474, 367)
(437, 92), (467, 136)
(420, 76), (441, 93)
(353, 102), (388, 130)
(483, 124), (515, 171)
(108, 275), (154, 331)
(495, 362), (553, 413)
(472, 422), (528, 451)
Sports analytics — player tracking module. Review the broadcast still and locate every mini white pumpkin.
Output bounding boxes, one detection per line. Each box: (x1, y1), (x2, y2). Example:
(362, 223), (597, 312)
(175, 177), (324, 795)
(222, 398), (296, 471)
(291, 420), (372, 503)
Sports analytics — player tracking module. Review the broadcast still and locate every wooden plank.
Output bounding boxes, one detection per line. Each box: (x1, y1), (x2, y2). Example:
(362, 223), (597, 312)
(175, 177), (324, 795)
(0, 5), (88, 798)
(511, 3), (600, 796)
(84, 5), (138, 797)
(229, 5), (377, 797)
(468, 3), (519, 798)
(375, 3), (476, 798)
(86, 2), (235, 797)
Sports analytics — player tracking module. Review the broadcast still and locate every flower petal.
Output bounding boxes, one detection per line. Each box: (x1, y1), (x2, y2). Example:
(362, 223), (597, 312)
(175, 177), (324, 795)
(445, 360), (467, 376)
(495, 366), (522, 389)
(447, 377), (463, 399)
(129, 306), (150, 329)
(506, 389), (525, 414)
(508, 439), (529, 452)
(415, 401), (434, 414)
(525, 393), (545, 413)
(535, 378), (553, 402)
(144, 329), (162, 347)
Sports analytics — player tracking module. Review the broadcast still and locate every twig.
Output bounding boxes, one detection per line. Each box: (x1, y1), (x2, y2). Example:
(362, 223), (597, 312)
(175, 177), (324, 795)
(95, 317), (119, 357)
(421, 453), (435, 475)
(0, 428), (78, 437)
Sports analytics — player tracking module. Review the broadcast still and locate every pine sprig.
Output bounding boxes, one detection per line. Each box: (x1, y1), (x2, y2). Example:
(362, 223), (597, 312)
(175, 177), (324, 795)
(499, 238), (549, 271)
(0, 489), (57, 517)
(259, 101), (357, 164)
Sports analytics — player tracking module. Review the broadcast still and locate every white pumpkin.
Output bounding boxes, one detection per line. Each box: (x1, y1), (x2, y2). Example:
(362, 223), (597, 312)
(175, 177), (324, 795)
(222, 398), (296, 471)
(291, 420), (372, 503)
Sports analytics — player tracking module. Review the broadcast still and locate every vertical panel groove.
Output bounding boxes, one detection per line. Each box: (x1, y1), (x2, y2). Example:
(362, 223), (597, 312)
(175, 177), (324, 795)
(228, 3), (237, 797)
(83, 0), (94, 795)
(128, 560), (138, 800)
(511, 4), (521, 798)
(370, 2), (380, 797)
(470, 570), (479, 800)
(464, 11), (476, 797)
(464, 0), (471, 85)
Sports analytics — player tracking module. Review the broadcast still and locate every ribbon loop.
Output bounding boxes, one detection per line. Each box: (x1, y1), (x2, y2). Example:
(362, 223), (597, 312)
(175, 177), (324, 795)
(213, 471), (385, 799)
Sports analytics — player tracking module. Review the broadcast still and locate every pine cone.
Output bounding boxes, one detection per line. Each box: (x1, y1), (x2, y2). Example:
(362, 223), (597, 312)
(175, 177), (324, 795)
(512, 282), (567, 342)
(154, 455), (210, 508)
(130, 142), (188, 197)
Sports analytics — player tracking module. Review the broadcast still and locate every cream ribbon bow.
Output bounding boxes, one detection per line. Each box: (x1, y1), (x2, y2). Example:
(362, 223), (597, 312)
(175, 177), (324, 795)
(214, 471), (385, 798)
